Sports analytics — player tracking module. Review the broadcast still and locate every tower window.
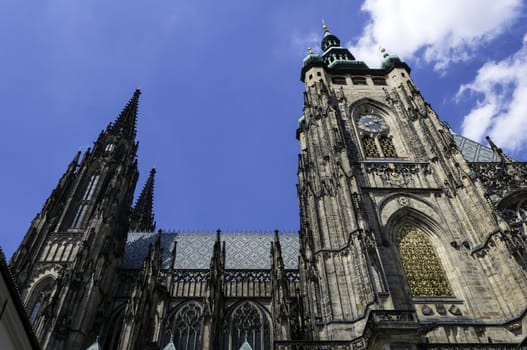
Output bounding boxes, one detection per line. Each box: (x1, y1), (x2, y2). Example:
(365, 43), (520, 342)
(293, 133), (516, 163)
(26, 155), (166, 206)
(363, 136), (380, 157)
(397, 224), (453, 297)
(105, 143), (114, 152)
(379, 136), (397, 158)
(331, 76), (346, 85)
(71, 204), (88, 229)
(83, 175), (100, 201)
(352, 77), (367, 85)
(372, 77), (387, 86)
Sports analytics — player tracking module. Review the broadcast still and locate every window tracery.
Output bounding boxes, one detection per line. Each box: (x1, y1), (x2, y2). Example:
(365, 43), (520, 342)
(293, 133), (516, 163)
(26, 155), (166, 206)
(223, 302), (271, 350)
(168, 301), (203, 350)
(27, 279), (54, 338)
(501, 199), (527, 234)
(397, 224), (453, 297)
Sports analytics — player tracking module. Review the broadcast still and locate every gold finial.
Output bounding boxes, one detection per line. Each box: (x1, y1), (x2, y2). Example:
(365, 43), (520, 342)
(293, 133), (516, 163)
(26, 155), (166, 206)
(307, 47), (313, 54)
(322, 19), (329, 32)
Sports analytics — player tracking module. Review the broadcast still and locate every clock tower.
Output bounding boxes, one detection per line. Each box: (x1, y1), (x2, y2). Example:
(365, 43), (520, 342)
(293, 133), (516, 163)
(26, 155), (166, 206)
(295, 24), (527, 347)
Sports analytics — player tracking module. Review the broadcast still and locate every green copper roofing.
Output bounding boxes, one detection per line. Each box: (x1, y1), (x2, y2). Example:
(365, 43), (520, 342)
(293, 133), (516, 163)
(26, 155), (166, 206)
(379, 48), (401, 69)
(303, 48), (323, 67)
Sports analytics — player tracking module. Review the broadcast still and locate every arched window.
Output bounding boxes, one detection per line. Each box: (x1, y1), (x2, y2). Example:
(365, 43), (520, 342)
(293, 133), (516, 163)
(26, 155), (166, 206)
(397, 224), (453, 297)
(26, 278), (55, 338)
(355, 109), (400, 159)
(168, 301), (203, 350)
(223, 302), (271, 350)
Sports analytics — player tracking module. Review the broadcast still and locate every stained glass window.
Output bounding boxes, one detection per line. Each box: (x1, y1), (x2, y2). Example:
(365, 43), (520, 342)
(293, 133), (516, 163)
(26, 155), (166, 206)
(223, 302), (270, 350)
(169, 301), (203, 350)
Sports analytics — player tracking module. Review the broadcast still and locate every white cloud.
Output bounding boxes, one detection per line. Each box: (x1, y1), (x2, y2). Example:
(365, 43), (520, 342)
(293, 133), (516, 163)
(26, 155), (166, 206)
(350, 0), (522, 70)
(290, 31), (322, 56)
(458, 34), (527, 153)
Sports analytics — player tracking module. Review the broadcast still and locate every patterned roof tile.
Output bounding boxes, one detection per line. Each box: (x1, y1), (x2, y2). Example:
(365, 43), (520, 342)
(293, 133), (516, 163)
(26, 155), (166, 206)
(122, 232), (299, 270)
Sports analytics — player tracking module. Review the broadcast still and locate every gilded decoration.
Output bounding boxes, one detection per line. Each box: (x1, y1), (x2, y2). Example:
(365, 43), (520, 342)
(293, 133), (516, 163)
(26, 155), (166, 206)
(397, 224), (453, 297)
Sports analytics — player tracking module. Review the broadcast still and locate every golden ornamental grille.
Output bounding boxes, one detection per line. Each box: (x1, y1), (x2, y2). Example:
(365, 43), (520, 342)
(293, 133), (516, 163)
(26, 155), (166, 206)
(363, 136), (379, 157)
(397, 224), (453, 297)
(379, 136), (397, 158)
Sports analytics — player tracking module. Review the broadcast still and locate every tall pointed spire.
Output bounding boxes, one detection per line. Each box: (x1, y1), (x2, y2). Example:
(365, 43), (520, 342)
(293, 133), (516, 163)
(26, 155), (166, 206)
(129, 168), (156, 232)
(108, 89), (141, 140)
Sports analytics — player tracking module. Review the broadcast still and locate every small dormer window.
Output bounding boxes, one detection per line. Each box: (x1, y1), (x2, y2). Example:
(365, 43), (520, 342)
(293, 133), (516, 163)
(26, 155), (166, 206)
(373, 77), (387, 86)
(332, 77), (347, 85)
(105, 143), (114, 152)
(352, 77), (367, 85)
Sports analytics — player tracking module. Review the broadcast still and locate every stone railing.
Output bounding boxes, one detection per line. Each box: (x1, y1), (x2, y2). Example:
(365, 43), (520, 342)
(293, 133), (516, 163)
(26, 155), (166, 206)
(274, 310), (417, 350)
(417, 344), (520, 350)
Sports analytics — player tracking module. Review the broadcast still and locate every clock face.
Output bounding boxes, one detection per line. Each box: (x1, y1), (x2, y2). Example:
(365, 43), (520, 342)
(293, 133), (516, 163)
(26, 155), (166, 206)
(357, 114), (388, 133)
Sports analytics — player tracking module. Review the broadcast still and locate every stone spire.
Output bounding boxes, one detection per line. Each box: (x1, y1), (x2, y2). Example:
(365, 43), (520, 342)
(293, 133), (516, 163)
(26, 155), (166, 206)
(108, 89), (141, 140)
(486, 136), (514, 163)
(130, 168), (156, 232)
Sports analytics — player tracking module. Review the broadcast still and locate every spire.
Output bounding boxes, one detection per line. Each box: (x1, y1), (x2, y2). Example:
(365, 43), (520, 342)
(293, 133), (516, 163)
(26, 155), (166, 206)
(486, 136), (514, 163)
(108, 89), (141, 140)
(129, 168), (156, 232)
(320, 22), (341, 52)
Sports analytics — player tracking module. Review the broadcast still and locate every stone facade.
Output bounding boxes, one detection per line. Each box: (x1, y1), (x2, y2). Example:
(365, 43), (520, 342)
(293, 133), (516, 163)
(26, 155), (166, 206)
(9, 26), (527, 349)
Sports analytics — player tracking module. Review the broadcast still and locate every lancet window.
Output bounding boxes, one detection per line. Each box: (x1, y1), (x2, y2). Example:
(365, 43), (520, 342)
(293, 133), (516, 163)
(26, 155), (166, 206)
(397, 224), (453, 297)
(168, 301), (203, 350)
(223, 302), (271, 350)
(27, 278), (54, 338)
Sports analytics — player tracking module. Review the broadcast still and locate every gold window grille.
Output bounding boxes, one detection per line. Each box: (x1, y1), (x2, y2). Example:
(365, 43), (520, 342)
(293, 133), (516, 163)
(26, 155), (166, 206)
(379, 136), (397, 157)
(363, 136), (380, 157)
(397, 224), (453, 297)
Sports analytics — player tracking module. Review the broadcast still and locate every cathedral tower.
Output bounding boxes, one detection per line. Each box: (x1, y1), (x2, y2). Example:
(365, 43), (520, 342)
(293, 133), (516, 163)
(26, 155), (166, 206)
(10, 90), (143, 349)
(296, 25), (527, 347)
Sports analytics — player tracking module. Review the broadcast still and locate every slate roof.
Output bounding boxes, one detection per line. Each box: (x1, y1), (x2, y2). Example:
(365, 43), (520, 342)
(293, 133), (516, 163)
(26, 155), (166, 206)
(453, 134), (500, 162)
(122, 231), (299, 270)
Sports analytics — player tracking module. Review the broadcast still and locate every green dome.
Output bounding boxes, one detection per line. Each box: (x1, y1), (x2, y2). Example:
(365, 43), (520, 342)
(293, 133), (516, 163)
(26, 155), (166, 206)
(380, 49), (402, 69)
(303, 51), (323, 67)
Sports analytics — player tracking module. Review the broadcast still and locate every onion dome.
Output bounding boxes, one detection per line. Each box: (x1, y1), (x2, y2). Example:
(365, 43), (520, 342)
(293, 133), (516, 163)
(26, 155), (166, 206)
(380, 47), (403, 69)
(321, 23), (341, 52)
(303, 47), (323, 67)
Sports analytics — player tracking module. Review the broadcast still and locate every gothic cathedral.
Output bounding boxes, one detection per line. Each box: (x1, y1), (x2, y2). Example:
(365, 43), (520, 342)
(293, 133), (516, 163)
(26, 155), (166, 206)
(9, 25), (527, 349)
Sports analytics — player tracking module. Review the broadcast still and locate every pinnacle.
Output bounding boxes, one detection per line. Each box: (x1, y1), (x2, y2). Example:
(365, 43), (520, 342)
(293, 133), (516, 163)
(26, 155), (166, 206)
(129, 167), (156, 232)
(108, 89), (141, 140)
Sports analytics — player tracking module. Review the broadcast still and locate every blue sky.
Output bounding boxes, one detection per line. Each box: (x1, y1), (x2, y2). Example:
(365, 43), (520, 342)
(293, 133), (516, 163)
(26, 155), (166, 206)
(1, 1), (526, 259)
